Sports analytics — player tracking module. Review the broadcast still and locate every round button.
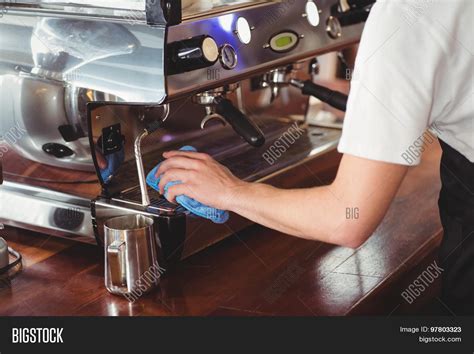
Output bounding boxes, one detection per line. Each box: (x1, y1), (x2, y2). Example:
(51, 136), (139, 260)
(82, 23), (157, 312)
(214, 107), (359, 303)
(236, 17), (252, 44)
(305, 1), (320, 27)
(202, 37), (219, 63)
(220, 44), (238, 70)
(326, 16), (342, 39)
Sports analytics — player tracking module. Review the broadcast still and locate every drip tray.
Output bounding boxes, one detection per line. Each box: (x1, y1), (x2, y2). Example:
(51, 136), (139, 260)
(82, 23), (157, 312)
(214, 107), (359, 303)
(119, 186), (183, 215)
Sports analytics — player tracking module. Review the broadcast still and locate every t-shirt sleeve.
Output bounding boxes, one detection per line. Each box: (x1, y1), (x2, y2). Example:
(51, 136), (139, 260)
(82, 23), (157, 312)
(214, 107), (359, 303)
(338, 0), (442, 166)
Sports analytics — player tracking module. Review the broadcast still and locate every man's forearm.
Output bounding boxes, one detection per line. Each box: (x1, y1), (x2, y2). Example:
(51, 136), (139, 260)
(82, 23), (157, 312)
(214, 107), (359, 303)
(226, 154), (408, 248)
(227, 182), (351, 246)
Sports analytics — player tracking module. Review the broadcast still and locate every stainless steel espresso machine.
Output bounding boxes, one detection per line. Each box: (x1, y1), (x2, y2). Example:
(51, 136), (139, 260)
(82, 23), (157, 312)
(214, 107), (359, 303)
(0, 0), (375, 263)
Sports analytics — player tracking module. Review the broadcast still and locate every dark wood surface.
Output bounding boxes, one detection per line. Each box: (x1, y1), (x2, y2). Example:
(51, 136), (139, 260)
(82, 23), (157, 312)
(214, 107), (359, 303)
(0, 141), (443, 316)
(2, 149), (100, 198)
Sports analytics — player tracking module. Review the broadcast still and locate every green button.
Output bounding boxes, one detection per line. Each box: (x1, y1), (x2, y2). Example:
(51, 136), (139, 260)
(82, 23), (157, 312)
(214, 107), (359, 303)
(276, 36), (293, 48)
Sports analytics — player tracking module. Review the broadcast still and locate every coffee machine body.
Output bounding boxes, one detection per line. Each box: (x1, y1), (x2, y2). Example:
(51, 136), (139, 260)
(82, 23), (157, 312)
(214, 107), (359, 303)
(0, 0), (374, 260)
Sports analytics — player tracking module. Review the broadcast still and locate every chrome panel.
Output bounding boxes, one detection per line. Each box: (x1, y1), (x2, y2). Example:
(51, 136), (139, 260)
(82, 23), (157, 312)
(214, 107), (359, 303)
(0, 11), (166, 170)
(182, 1), (271, 19)
(2, 1), (151, 21)
(0, 181), (94, 243)
(8, 0), (148, 11)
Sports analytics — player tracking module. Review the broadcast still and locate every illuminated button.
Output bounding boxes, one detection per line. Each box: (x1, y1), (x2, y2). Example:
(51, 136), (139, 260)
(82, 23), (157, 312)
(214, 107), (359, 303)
(219, 44), (238, 70)
(235, 17), (252, 44)
(305, 1), (320, 27)
(202, 37), (219, 63)
(269, 31), (299, 53)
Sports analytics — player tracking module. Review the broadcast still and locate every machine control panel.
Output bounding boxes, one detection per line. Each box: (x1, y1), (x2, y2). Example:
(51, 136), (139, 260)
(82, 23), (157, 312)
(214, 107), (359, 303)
(166, 0), (371, 99)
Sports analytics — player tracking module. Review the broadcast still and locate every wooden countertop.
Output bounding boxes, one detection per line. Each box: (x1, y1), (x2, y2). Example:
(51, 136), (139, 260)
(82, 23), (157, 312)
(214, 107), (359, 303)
(0, 142), (443, 316)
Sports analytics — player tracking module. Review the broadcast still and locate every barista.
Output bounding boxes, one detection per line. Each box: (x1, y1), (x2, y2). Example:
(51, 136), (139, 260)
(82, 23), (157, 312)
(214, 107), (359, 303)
(156, 1), (474, 314)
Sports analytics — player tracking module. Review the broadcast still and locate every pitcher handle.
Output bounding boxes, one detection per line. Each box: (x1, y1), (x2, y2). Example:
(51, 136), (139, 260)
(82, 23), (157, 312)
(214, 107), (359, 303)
(107, 241), (126, 287)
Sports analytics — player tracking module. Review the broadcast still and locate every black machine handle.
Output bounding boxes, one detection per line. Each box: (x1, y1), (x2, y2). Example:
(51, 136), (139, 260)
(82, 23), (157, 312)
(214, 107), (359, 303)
(346, 0), (377, 8)
(344, 0), (376, 9)
(333, 0), (375, 27)
(336, 7), (371, 26)
(146, 0), (182, 26)
(214, 96), (265, 147)
(298, 80), (348, 112)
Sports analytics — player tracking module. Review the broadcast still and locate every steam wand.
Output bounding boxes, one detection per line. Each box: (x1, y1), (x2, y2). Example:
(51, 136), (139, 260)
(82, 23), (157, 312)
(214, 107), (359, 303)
(134, 104), (170, 206)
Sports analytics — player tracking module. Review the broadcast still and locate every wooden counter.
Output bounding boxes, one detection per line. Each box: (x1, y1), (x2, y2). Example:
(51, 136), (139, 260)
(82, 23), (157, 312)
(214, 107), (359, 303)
(0, 142), (443, 316)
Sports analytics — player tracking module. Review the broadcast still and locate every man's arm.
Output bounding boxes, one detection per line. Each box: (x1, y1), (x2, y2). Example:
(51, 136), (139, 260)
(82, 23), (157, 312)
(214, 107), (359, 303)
(157, 151), (408, 248)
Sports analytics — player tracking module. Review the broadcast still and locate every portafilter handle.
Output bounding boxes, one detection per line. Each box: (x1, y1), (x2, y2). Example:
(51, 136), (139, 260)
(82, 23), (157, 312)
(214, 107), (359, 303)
(214, 96), (265, 148)
(339, 0), (376, 12)
(290, 79), (348, 112)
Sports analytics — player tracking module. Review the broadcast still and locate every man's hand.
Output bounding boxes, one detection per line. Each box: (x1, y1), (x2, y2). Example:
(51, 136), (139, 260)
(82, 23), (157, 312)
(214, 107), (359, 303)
(156, 150), (246, 210)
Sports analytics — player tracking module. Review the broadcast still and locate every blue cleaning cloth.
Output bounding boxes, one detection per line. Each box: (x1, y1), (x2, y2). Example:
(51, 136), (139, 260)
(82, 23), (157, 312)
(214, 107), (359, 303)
(100, 148), (125, 184)
(146, 146), (229, 224)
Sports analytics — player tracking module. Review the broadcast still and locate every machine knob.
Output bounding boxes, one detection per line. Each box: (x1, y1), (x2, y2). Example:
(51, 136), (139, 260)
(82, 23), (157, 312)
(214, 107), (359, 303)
(167, 35), (220, 75)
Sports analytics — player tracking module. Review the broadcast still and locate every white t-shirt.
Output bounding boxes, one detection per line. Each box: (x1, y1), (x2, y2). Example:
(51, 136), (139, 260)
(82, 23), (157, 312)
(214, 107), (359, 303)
(338, 0), (474, 166)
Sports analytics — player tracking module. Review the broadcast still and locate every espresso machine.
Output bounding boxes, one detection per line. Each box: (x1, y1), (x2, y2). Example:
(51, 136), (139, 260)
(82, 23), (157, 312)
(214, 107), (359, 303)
(0, 0), (375, 263)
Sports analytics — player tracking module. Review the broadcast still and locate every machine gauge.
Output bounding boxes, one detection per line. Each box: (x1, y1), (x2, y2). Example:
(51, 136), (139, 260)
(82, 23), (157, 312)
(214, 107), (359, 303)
(305, 1), (321, 27)
(269, 31), (299, 53)
(220, 44), (238, 70)
(326, 16), (342, 39)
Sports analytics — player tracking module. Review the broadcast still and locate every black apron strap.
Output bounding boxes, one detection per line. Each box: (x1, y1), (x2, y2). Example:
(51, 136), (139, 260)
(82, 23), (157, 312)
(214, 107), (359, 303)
(438, 139), (474, 315)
